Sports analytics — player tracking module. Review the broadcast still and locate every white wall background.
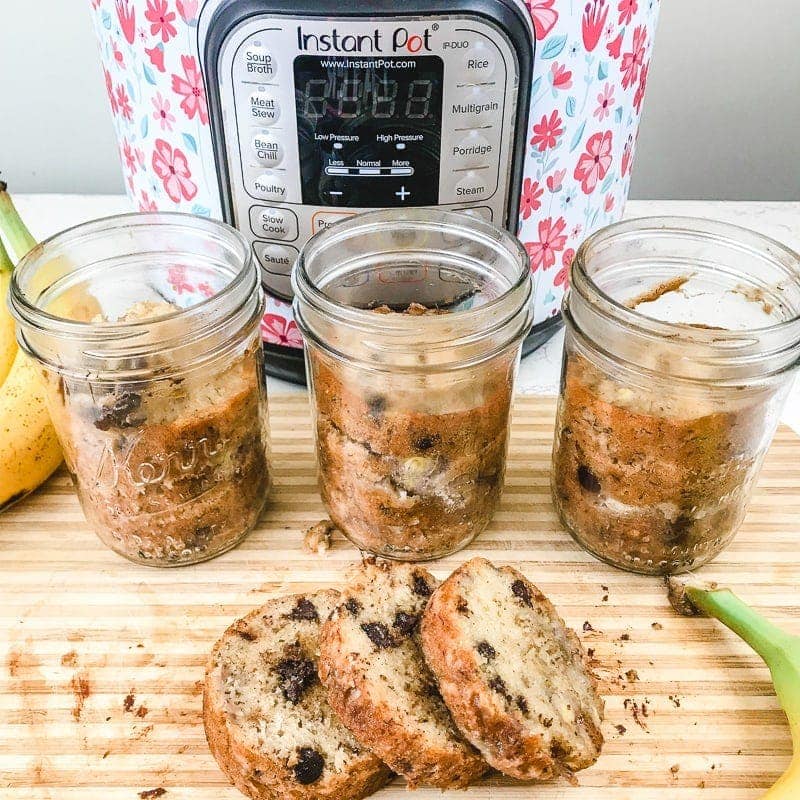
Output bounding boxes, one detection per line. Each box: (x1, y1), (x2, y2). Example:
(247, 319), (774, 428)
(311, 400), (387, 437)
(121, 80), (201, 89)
(0, 0), (798, 199)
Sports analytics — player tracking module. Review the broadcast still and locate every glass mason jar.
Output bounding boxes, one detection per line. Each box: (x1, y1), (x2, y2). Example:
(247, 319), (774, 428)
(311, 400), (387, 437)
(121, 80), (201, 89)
(552, 217), (800, 575)
(293, 209), (533, 561)
(10, 212), (271, 566)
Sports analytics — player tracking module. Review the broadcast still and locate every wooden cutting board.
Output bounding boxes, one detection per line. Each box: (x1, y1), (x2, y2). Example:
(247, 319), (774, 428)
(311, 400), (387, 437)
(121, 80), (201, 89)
(2, 395), (799, 800)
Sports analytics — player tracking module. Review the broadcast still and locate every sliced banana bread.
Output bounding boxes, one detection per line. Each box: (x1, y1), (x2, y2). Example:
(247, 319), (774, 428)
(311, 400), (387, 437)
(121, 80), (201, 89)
(204, 591), (391, 800)
(420, 558), (604, 781)
(318, 559), (487, 789)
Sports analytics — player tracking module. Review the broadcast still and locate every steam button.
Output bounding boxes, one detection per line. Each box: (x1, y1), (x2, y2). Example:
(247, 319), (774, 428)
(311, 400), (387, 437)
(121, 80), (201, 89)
(454, 171), (488, 200)
(461, 40), (497, 82)
(252, 132), (283, 166)
(241, 45), (277, 81)
(249, 89), (280, 125)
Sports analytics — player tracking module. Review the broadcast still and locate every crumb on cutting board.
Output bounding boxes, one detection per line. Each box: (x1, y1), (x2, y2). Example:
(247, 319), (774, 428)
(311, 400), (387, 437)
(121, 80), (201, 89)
(302, 519), (337, 555)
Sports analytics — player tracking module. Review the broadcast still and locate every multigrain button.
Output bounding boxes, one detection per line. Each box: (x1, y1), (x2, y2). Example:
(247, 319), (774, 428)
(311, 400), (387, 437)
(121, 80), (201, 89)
(451, 130), (494, 168)
(253, 241), (299, 274)
(461, 40), (497, 82)
(250, 172), (287, 201)
(449, 85), (501, 127)
(252, 132), (283, 166)
(241, 44), (277, 81)
(249, 206), (298, 240)
(455, 171), (488, 200)
(249, 89), (280, 125)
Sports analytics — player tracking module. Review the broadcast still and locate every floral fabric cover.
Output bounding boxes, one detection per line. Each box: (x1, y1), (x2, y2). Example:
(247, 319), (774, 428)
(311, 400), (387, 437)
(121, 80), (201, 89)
(89, 0), (660, 347)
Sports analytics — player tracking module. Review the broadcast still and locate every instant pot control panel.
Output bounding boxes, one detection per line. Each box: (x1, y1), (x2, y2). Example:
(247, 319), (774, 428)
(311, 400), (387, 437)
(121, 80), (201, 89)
(204, 0), (533, 300)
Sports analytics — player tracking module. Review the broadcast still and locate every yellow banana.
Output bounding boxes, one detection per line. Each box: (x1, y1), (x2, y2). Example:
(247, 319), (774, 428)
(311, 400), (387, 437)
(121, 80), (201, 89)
(670, 578), (800, 798)
(0, 237), (17, 384)
(0, 184), (63, 511)
(0, 348), (63, 510)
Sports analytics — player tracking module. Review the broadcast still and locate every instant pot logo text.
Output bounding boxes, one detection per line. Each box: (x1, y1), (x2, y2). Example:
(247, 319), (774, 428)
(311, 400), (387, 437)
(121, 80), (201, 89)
(297, 26), (432, 54)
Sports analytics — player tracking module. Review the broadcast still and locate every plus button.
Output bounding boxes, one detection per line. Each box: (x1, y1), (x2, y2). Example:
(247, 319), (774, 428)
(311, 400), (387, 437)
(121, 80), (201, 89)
(395, 185), (411, 201)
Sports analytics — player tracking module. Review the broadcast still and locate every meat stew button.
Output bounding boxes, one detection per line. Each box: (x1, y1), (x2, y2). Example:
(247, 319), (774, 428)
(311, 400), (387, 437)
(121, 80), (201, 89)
(249, 89), (280, 124)
(249, 206), (298, 241)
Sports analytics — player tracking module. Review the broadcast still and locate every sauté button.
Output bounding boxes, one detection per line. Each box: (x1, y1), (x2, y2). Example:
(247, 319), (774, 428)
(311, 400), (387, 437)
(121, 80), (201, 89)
(249, 206), (298, 241)
(451, 130), (494, 169)
(253, 241), (299, 273)
(241, 45), (277, 81)
(454, 171), (488, 200)
(250, 172), (287, 201)
(249, 89), (280, 125)
(461, 39), (497, 81)
(252, 132), (283, 166)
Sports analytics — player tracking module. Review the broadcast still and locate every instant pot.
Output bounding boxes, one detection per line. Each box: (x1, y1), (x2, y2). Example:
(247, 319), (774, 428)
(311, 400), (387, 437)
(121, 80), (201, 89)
(90, 0), (660, 382)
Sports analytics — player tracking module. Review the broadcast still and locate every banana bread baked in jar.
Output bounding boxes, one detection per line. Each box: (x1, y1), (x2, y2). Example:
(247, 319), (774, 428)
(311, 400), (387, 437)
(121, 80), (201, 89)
(10, 213), (271, 566)
(293, 209), (533, 561)
(552, 217), (800, 574)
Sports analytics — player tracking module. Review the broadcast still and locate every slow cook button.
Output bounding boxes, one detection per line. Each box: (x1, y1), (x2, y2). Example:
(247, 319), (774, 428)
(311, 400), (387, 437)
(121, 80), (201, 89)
(253, 241), (299, 274)
(252, 132), (283, 166)
(449, 85), (501, 127)
(454, 172), (488, 200)
(240, 44), (277, 81)
(249, 89), (280, 125)
(250, 172), (287, 201)
(249, 206), (298, 240)
(461, 39), (497, 82)
(451, 130), (494, 169)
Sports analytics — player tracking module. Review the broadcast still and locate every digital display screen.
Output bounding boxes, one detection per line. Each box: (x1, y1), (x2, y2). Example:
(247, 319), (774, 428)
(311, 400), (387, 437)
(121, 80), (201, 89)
(294, 55), (443, 207)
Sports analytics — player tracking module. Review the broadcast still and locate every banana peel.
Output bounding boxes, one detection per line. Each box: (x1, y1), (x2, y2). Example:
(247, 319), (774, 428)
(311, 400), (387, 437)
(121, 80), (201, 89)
(668, 576), (800, 798)
(0, 237), (17, 384)
(0, 184), (63, 510)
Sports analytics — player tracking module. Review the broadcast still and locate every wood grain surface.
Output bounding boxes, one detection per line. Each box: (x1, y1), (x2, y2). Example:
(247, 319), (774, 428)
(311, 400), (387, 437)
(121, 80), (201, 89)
(1, 395), (798, 799)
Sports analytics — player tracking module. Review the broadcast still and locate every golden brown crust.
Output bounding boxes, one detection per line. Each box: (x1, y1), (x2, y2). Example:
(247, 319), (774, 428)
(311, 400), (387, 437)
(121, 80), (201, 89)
(420, 558), (604, 781)
(318, 561), (487, 789)
(203, 594), (391, 800)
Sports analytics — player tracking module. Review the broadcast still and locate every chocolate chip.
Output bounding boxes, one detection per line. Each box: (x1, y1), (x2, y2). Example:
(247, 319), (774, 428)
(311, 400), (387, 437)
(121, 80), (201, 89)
(615, 724), (627, 735)
(138, 790), (166, 799)
(393, 611), (419, 638)
(293, 747), (324, 784)
(411, 573), (432, 597)
(412, 433), (440, 452)
(366, 394), (386, 422)
(94, 392), (143, 431)
(286, 598), (319, 622)
(456, 598), (470, 615)
(344, 597), (361, 617)
(577, 465), (601, 493)
(361, 622), (396, 649)
(476, 641), (496, 660)
(236, 628), (256, 641)
(583, 621), (595, 632)
(488, 676), (512, 702)
(511, 579), (532, 607)
(274, 658), (317, 704)
(515, 695), (529, 715)
(666, 514), (694, 546)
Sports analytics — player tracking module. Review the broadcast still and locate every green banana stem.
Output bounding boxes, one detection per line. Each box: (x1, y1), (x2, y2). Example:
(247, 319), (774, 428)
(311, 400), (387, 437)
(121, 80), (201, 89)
(0, 235), (13, 273)
(0, 181), (37, 260)
(683, 584), (800, 796)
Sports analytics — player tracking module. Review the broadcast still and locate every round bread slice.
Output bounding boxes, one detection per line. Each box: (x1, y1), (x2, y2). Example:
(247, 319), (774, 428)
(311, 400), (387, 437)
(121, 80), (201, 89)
(204, 591), (391, 800)
(318, 559), (487, 789)
(420, 558), (604, 781)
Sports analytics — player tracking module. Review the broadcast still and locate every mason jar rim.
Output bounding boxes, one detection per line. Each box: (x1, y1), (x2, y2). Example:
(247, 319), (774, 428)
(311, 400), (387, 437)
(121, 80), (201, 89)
(571, 216), (800, 338)
(10, 211), (253, 336)
(8, 211), (263, 381)
(291, 208), (533, 371)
